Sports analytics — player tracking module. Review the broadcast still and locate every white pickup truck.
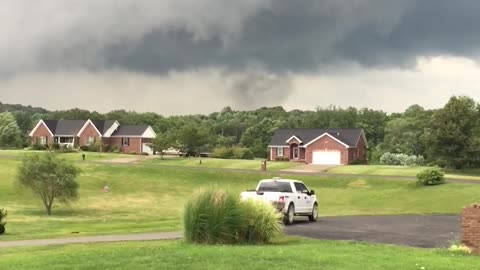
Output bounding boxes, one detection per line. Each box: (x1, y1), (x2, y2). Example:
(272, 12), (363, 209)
(240, 178), (318, 225)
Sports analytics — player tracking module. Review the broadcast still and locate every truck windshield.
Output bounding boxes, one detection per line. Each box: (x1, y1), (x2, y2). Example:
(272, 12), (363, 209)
(257, 181), (292, 192)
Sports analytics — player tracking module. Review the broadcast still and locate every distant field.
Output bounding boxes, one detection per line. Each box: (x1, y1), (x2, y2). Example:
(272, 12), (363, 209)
(1, 238), (479, 270)
(0, 150), (134, 162)
(143, 157), (300, 171)
(327, 165), (480, 180)
(1, 158), (480, 241)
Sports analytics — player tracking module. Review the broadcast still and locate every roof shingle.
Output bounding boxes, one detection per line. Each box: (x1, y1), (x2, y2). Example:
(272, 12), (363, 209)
(43, 120), (86, 136)
(269, 128), (363, 147)
(111, 125), (149, 137)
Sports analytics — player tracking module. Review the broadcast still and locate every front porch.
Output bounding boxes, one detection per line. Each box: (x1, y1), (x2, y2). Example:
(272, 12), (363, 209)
(288, 143), (306, 162)
(53, 136), (76, 148)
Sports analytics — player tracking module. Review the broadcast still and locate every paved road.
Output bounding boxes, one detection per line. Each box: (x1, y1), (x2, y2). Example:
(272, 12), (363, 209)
(285, 214), (460, 248)
(0, 232), (183, 249)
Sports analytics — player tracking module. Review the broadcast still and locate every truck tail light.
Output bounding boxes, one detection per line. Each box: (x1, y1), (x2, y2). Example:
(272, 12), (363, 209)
(278, 196), (285, 203)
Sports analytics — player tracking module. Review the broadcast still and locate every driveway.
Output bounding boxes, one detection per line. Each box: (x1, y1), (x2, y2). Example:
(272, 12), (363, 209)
(284, 214), (460, 248)
(0, 215), (459, 249)
(282, 164), (337, 173)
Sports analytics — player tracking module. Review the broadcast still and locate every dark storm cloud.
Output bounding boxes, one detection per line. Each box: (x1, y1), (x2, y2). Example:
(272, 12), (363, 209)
(87, 0), (480, 74)
(3, 0), (480, 75)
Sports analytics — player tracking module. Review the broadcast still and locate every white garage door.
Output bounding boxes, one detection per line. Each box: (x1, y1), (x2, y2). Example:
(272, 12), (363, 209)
(312, 151), (341, 165)
(142, 143), (154, 155)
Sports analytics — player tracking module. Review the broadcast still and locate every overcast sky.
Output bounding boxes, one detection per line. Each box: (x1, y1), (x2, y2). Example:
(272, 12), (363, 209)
(1, 0), (480, 115)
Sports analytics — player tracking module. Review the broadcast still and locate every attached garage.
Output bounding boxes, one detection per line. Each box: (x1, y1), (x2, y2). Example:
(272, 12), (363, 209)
(142, 143), (154, 155)
(312, 151), (341, 165)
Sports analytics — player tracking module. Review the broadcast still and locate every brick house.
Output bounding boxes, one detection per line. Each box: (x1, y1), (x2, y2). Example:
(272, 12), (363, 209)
(29, 119), (157, 154)
(268, 128), (368, 165)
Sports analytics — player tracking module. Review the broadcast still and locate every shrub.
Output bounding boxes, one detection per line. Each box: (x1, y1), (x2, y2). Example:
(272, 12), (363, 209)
(240, 148), (255, 160)
(212, 147), (234, 159)
(239, 200), (283, 244)
(380, 152), (425, 166)
(80, 145), (89, 151)
(183, 189), (283, 245)
(109, 146), (120, 153)
(30, 142), (47, 150)
(0, 208), (7, 235)
(416, 168), (445, 186)
(184, 189), (244, 244)
(449, 244), (472, 254)
(275, 156), (290, 161)
(51, 143), (60, 150)
(211, 147), (255, 160)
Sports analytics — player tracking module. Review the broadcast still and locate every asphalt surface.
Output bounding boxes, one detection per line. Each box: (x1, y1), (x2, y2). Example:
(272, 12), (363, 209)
(284, 214), (460, 248)
(1, 215), (460, 249)
(0, 232), (183, 249)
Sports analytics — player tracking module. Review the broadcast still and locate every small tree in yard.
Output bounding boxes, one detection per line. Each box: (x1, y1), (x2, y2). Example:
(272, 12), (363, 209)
(153, 132), (173, 159)
(17, 154), (80, 215)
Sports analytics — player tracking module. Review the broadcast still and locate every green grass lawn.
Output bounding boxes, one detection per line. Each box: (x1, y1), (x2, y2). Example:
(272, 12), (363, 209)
(327, 165), (480, 180)
(143, 156), (299, 171)
(1, 239), (478, 270)
(0, 149), (134, 162)
(1, 158), (480, 241)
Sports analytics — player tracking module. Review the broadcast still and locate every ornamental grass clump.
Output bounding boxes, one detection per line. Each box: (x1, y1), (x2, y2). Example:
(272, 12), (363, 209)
(183, 189), (245, 244)
(239, 199), (283, 244)
(183, 189), (283, 245)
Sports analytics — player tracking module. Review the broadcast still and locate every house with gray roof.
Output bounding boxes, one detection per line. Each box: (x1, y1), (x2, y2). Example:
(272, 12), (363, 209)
(29, 119), (157, 154)
(268, 128), (368, 165)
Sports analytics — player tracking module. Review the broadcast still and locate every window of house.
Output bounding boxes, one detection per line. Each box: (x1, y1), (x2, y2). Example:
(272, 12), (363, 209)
(87, 137), (95, 145)
(277, 147), (284, 157)
(39, 136), (46, 145)
(122, 138), (130, 146)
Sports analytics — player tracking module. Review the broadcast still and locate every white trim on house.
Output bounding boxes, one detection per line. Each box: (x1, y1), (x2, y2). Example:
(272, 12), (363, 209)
(270, 147), (273, 161)
(141, 126), (157, 138)
(77, 119), (102, 137)
(276, 147), (284, 157)
(29, 119), (54, 137)
(285, 135), (303, 144)
(268, 145), (288, 148)
(103, 121), (120, 138)
(302, 132), (352, 148)
(355, 129), (369, 148)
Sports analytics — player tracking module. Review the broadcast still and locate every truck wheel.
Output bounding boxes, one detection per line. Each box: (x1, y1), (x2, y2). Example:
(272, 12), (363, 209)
(308, 203), (318, 222)
(284, 204), (295, 225)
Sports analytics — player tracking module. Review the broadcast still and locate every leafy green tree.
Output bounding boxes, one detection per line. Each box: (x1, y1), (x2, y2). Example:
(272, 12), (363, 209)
(17, 154), (80, 215)
(153, 132), (174, 159)
(0, 112), (21, 148)
(381, 105), (432, 157)
(241, 118), (281, 158)
(427, 96), (480, 169)
(177, 125), (208, 156)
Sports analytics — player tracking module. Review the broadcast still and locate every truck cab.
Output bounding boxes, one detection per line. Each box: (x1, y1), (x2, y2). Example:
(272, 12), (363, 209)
(240, 177), (318, 225)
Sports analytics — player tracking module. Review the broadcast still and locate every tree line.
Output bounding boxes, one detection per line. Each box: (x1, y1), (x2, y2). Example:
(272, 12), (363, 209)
(1, 96), (479, 169)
